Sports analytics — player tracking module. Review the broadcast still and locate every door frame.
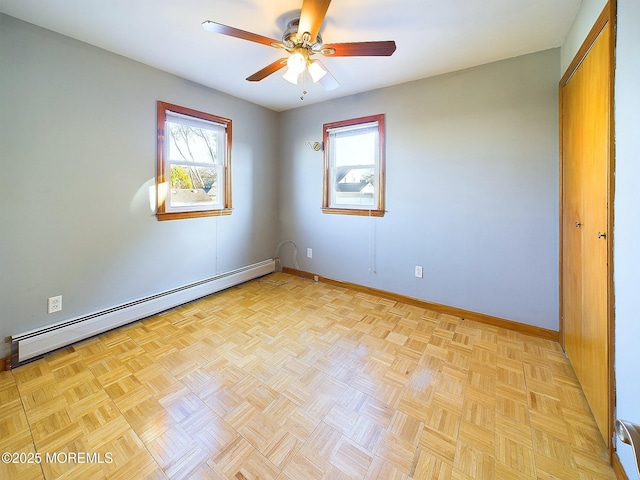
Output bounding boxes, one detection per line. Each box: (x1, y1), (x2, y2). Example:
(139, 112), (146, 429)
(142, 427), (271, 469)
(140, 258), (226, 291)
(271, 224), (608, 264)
(558, 0), (616, 456)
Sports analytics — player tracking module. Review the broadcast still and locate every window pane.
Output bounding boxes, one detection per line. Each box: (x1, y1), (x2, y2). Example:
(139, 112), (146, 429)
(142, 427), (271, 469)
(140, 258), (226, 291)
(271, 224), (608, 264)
(333, 167), (375, 206)
(333, 130), (377, 167)
(167, 122), (220, 165)
(169, 165), (221, 207)
(329, 125), (378, 208)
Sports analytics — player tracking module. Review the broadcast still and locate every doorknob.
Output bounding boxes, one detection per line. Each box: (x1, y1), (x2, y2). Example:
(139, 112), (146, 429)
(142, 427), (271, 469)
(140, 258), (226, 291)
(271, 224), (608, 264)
(598, 232), (607, 239)
(575, 222), (582, 228)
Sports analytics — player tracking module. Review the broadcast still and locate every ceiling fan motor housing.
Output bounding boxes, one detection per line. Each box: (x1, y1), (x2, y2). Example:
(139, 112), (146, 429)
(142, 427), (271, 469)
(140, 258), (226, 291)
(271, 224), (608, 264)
(283, 16), (322, 50)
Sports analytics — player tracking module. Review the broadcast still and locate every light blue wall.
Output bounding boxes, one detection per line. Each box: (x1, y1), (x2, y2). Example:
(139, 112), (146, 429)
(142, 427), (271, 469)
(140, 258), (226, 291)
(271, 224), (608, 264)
(560, 0), (608, 73)
(612, 0), (640, 475)
(278, 49), (560, 331)
(0, 14), (280, 357)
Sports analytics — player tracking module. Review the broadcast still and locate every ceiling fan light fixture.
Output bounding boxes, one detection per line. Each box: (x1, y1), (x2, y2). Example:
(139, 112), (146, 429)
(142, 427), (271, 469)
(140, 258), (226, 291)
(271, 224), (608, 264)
(308, 60), (327, 83)
(287, 52), (307, 74)
(282, 66), (300, 85)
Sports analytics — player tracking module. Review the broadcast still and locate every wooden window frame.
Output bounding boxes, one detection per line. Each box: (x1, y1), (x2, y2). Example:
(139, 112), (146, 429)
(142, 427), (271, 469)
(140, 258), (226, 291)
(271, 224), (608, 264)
(322, 114), (386, 217)
(156, 101), (232, 221)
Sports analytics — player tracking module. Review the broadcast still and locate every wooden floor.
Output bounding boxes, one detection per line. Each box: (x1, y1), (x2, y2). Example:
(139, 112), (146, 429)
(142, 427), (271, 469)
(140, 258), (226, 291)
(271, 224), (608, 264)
(0, 273), (616, 479)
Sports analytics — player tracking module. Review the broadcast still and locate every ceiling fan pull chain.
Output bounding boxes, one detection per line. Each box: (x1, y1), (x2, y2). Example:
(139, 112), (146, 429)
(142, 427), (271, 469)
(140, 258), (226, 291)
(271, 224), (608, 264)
(300, 72), (307, 101)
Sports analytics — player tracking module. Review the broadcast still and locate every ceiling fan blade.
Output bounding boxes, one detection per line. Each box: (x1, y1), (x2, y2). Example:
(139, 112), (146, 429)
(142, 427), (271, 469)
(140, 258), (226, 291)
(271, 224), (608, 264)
(322, 41), (397, 57)
(246, 58), (288, 82)
(315, 62), (339, 91)
(298, 0), (331, 43)
(202, 21), (284, 48)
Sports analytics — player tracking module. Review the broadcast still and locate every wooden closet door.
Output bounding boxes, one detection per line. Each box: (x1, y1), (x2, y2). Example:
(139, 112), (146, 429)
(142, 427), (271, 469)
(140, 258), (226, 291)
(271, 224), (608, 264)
(561, 21), (611, 446)
(561, 67), (584, 383)
(580, 24), (610, 443)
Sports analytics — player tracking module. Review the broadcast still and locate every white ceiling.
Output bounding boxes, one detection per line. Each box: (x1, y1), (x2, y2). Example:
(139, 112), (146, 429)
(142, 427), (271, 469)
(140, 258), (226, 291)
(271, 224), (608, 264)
(0, 0), (581, 111)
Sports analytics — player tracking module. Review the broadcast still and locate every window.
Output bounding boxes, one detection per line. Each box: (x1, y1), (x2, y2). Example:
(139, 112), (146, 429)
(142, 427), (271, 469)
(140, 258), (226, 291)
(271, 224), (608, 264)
(322, 114), (385, 217)
(156, 101), (232, 220)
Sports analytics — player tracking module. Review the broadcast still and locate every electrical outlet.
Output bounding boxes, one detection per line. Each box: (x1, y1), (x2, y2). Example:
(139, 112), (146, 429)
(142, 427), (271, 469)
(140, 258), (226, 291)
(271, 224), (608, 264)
(415, 266), (423, 278)
(48, 295), (62, 313)
(307, 248), (313, 259)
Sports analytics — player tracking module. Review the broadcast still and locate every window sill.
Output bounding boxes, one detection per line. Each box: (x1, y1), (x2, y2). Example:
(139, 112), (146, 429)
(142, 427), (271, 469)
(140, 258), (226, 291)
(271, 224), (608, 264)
(157, 208), (232, 221)
(321, 208), (385, 217)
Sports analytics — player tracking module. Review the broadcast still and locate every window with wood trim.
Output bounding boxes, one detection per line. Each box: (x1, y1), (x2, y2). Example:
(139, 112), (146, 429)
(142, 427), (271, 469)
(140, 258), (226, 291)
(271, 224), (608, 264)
(156, 101), (232, 221)
(322, 114), (385, 217)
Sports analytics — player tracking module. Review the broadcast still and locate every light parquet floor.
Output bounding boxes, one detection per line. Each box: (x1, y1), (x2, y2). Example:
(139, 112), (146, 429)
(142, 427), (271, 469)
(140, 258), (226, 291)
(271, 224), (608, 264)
(0, 273), (616, 479)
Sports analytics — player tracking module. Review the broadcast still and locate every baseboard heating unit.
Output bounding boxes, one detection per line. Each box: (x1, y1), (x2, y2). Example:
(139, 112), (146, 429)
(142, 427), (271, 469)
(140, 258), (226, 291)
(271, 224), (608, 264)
(10, 259), (276, 366)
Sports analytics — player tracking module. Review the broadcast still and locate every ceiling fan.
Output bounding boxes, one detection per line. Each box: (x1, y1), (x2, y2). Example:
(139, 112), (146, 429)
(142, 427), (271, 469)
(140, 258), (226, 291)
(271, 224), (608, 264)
(202, 0), (396, 93)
